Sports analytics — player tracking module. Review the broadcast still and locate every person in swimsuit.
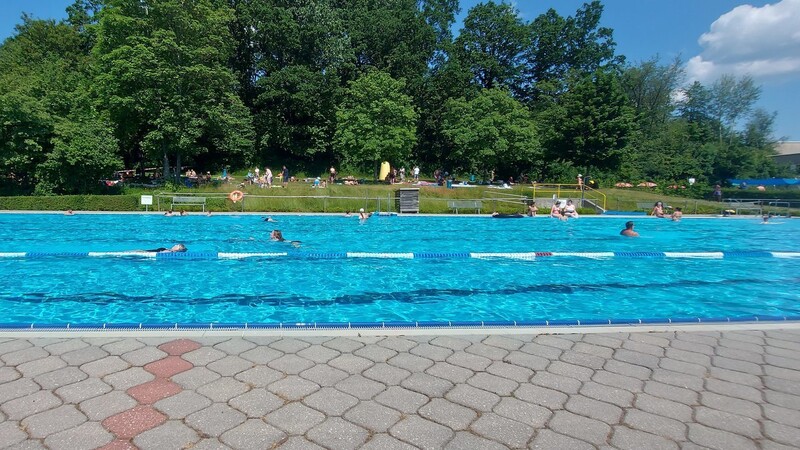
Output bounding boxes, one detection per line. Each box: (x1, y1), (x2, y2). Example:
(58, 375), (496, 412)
(671, 207), (683, 221)
(527, 201), (538, 217)
(651, 201), (665, 218)
(563, 199), (579, 218)
(620, 221), (639, 237)
(550, 201), (566, 220)
(141, 244), (187, 252)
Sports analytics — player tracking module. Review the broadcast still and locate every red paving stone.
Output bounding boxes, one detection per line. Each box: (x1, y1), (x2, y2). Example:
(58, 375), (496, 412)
(102, 406), (167, 440)
(97, 439), (138, 450)
(127, 378), (182, 405)
(144, 355), (193, 378)
(158, 339), (202, 356)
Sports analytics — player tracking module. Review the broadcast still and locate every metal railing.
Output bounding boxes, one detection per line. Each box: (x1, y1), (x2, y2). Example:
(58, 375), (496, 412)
(529, 184), (607, 211)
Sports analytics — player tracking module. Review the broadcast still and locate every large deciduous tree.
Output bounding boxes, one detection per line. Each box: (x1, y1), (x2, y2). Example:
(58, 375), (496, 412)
(94, 0), (254, 178)
(334, 70), (418, 174)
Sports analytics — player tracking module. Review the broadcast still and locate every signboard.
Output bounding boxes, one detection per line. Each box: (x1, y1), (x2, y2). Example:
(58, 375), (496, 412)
(140, 195), (153, 205)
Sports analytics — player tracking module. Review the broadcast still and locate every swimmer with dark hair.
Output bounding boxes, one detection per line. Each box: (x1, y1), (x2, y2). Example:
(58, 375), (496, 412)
(620, 221), (639, 237)
(271, 230), (301, 247)
(134, 244), (188, 253)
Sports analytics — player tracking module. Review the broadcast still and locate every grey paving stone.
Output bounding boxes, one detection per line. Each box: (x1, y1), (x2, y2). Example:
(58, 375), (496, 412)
(390, 415), (454, 449)
(614, 348), (660, 369)
(548, 410), (611, 446)
(277, 436), (325, 450)
(120, 346), (166, 366)
(328, 354), (374, 374)
(1, 390), (62, 421)
(79, 356), (129, 378)
(430, 336), (472, 351)
(635, 393), (693, 422)
(229, 388), (284, 418)
(267, 354), (314, 375)
(622, 339), (665, 358)
(378, 337), (417, 352)
(54, 378), (111, 404)
(718, 346), (765, 365)
(0, 340), (33, 357)
(265, 402), (326, 434)
(269, 338), (311, 354)
(760, 439), (800, 450)
(465, 342), (508, 360)
(592, 370), (644, 393)
(611, 426), (678, 450)
(560, 349), (607, 370)
(100, 338), (145, 355)
(323, 337), (366, 353)
(0, 366), (20, 384)
(565, 395), (623, 424)
(78, 391), (137, 421)
(628, 332), (672, 348)
(529, 429), (595, 450)
(361, 433), (418, 450)
(102, 367), (154, 391)
(419, 398), (477, 430)
(573, 342), (615, 359)
(43, 340), (88, 356)
(207, 355), (253, 376)
(448, 432), (508, 450)
(470, 412), (534, 448)
(763, 421), (800, 447)
(659, 357), (708, 378)
(213, 339), (259, 356)
(133, 420), (199, 450)
(530, 371), (582, 394)
(445, 383), (500, 412)
(651, 368), (704, 391)
(695, 406), (762, 439)
(644, 380), (699, 405)
(547, 360), (595, 381)
(363, 363), (411, 385)
(705, 378), (762, 403)
(764, 403), (800, 428)
(485, 360), (533, 383)
(197, 377), (250, 403)
(0, 379), (40, 404)
(676, 332), (718, 347)
(239, 346), (284, 365)
(352, 344), (396, 364)
(0, 421), (27, 447)
(688, 423), (758, 450)
(514, 383), (568, 410)
(582, 334), (625, 349)
(604, 358), (654, 380)
(410, 343), (453, 362)
(534, 335), (575, 350)
(182, 346), (227, 365)
(190, 438), (233, 450)
(375, 386), (429, 414)
(711, 355), (763, 375)
(727, 331), (767, 344)
(186, 403), (247, 437)
(298, 345), (341, 363)
(443, 351), (491, 372)
(172, 366), (221, 390)
(670, 338), (715, 355)
(268, 375), (320, 401)
(401, 372), (454, 397)
(60, 346), (109, 366)
(234, 365), (284, 388)
(494, 396), (551, 428)
(765, 375), (800, 396)
(764, 365), (800, 382)
(303, 387), (359, 416)
(764, 345), (800, 360)
(426, 362), (474, 384)
(623, 409), (687, 441)
(17, 356), (67, 378)
(1, 347), (48, 366)
(307, 417), (369, 450)
(153, 390), (212, 419)
(483, 335), (524, 351)
(343, 400), (402, 432)
(43, 421), (112, 450)
(33, 367), (87, 390)
(334, 374), (384, 400)
(467, 372), (518, 396)
(700, 392), (761, 419)
(241, 336), (280, 347)
(388, 353), (435, 373)
(709, 366), (763, 388)
(219, 419), (286, 449)
(21, 405), (86, 439)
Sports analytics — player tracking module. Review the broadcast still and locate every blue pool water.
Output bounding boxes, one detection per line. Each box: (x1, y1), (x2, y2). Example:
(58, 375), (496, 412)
(1, 213), (799, 326)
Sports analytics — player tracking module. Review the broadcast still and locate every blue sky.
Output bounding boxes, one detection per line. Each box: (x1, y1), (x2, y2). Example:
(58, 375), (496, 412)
(2, 0), (798, 140)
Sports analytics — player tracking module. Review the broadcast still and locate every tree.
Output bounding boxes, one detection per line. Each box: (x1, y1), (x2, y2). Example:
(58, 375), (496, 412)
(453, 1), (528, 90)
(94, 0), (254, 178)
(710, 74), (760, 143)
(542, 70), (636, 172)
(334, 70), (418, 174)
(621, 56), (684, 134)
(442, 88), (540, 178)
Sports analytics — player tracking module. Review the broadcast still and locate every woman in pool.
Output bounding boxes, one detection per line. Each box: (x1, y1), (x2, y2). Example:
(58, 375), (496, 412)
(138, 244), (187, 253)
(651, 201), (665, 218)
(671, 207), (683, 221)
(270, 229), (301, 247)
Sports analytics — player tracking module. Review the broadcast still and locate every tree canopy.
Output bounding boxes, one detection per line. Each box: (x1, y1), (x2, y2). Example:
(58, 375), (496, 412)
(0, 0), (787, 195)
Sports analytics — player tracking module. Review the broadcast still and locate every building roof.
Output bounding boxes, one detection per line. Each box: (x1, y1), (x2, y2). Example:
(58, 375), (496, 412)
(776, 141), (800, 156)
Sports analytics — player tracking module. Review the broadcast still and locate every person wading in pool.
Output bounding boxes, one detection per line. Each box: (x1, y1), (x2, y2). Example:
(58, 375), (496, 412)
(620, 221), (639, 237)
(271, 230), (301, 247)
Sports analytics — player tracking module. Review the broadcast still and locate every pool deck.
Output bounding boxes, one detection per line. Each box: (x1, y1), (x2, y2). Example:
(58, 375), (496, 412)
(1, 326), (799, 449)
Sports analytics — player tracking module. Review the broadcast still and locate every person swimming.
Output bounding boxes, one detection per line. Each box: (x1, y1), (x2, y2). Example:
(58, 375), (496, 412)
(620, 221), (639, 237)
(271, 230), (301, 247)
(139, 244), (188, 253)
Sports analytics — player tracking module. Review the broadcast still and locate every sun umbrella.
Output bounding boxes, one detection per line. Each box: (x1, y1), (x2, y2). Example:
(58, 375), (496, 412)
(637, 182), (657, 188)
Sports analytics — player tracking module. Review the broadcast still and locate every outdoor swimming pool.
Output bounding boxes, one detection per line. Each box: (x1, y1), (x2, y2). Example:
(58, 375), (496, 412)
(0, 213), (799, 327)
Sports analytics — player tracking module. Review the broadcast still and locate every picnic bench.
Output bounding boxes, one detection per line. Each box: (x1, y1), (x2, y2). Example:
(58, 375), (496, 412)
(447, 200), (482, 214)
(171, 196), (207, 212)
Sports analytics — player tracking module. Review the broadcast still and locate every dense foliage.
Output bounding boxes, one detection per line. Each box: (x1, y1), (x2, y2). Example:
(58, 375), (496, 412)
(0, 0), (789, 195)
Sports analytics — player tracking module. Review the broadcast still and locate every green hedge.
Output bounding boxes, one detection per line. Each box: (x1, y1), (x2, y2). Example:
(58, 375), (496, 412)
(0, 195), (140, 211)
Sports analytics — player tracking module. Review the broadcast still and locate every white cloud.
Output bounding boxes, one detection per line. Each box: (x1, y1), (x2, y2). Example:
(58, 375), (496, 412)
(687, 0), (800, 82)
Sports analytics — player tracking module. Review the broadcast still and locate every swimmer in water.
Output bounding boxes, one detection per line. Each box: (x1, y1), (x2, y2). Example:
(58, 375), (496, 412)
(620, 221), (639, 237)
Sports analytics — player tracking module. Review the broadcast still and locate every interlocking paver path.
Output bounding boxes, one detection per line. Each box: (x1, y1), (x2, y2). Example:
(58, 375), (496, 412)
(0, 328), (799, 449)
